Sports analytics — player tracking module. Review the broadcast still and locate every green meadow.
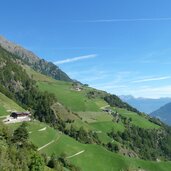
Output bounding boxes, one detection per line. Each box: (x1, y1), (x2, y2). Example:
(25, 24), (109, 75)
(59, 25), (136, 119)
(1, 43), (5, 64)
(8, 121), (171, 171)
(37, 81), (106, 112)
(6, 66), (167, 170)
(114, 107), (160, 129)
(0, 92), (24, 117)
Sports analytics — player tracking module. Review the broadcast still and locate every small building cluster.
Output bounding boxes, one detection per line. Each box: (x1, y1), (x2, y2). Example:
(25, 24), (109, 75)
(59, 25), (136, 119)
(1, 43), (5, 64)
(3, 111), (31, 124)
(75, 87), (83, 92)
(10, 111), (31, 118)
(102, 108), (113, 114)
(71, 83), (83, 92)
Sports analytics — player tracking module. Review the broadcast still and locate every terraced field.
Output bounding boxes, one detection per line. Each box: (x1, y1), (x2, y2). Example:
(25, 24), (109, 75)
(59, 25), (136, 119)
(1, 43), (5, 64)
(114, 107), (160, 129)
(18, 66), (168, 170)
(37, 81), (106, 112)
(8, 121), (171, 171)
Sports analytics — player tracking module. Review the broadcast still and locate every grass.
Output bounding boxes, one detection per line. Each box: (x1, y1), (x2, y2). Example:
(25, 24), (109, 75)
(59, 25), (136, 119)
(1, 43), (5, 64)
(7, 120), (171, 171)
(38, 124), (171, 171)
(23, 65), (55, 83)
(25, 66), (108, 112)
(41, 133), (85, 156)
(7, 120), (60, 148)
(77, 111), (113, 123)
(90, 121), (125, 133)
(94, 99), (108, 108)
(28, 123), (59, 148)
(89, 119), (125, 144)
(0, 92), (24, 116)
(26, 66), (160, 130)
(0, 106), (8, 116)
(20, 66), (166, 169)
(38, 79), (160, 130)
(70, 144), (171, 171)
(37, 81), (105, 112)
(69, 119), (94, 131)
(115, 107), (160, 129)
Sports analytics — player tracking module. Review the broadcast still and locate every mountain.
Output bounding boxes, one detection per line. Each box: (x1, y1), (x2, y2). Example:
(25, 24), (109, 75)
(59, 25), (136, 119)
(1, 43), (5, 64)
(1, 37), (171, 171)
(0, 35), (72, 82)
(151, 102), (171, 125)
(120, 95), (171, 114)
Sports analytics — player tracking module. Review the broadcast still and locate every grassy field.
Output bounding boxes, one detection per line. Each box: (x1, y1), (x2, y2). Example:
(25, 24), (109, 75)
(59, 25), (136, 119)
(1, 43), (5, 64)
(0, 106), (8, 116)
(21, 67), (168, 170)
(24, 65), (56, 83)
(114, 107), (160, 129)
(70, 144), (171, 171)
(37, 81), (106, 112)
(37, 79), (160, 130)
(0, 92), (24, 117)
(7, 120), (171, 171)
(77, 111), (113, 123)
(90, 121), (125, 133)
(8, 121), (60, 148)
(73, 112), (125, 143)
(42, 133), (171, 171)
(25, 67), (108, 112)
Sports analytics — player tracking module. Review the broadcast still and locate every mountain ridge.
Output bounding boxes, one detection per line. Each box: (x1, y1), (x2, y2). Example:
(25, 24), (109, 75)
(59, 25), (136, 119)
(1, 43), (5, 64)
(0, 35), (72, 82)
(151, 102), (171, 125)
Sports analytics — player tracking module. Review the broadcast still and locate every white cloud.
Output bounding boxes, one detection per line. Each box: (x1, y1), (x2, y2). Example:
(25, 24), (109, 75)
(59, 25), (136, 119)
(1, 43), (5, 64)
(129, 86), (171, 98)
(98, 84), (171, 99)
(54, 54), (97, 65)
(132, 76), (171, 83)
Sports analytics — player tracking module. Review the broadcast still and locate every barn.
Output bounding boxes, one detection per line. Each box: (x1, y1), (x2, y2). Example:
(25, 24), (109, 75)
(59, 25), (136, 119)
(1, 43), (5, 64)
(10, 112), (31, 119)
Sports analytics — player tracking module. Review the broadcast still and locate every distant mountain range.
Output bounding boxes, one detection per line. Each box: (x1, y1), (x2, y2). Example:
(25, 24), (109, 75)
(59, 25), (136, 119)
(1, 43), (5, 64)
(120, 95), (171, 114)
(151, 102), (171, 125)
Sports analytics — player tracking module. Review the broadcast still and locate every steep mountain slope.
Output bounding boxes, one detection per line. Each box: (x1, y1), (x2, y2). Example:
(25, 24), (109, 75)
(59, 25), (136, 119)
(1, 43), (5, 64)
(0, 45), (58, 124)
(1, 40), (171, 171)
(0, 35), (72, 82)
(7, 120), (171, 171)
(29, 67), (171, 162)
(151, 102), (171, 125)
(120, 95), (171, 114)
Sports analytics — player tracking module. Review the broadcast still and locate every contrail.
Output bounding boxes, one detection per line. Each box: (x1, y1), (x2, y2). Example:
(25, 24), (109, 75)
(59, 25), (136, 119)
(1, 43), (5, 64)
(74, 17), (171, 23)
(54, 54), (97, 65)
(132, 76), (171, 83)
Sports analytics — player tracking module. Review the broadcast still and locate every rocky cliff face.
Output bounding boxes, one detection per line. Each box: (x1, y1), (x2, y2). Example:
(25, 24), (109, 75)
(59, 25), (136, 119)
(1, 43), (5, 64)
(0, 36), (39, 64)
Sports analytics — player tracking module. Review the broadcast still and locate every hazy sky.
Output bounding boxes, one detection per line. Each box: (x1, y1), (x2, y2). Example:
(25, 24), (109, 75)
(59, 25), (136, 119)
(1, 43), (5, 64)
(1, 0), (171, 98)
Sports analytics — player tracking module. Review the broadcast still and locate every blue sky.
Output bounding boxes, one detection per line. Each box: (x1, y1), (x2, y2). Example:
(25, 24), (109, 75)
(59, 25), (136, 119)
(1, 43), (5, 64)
(1, 0), (171, 98)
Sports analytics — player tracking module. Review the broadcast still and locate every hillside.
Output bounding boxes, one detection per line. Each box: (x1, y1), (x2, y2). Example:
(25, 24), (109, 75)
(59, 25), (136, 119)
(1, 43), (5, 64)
(25, 64), (171, 163)
(1, 40), (171, 171)
(120, 95), (171, 114)
(0, 92), (24, 117)
(6, 120), (171, 171)
(0, 35), (72, 82)
(0, 45), (58, 124)
(151, 102), (171, 125)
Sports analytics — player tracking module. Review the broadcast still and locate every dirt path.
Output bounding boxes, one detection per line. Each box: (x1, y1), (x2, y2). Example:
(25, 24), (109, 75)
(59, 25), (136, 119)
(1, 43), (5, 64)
(37, 136), (61, 151)
(38, 127), (47, 131)
(66, 150), (85, 159)
(37, 140), (55, 151)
